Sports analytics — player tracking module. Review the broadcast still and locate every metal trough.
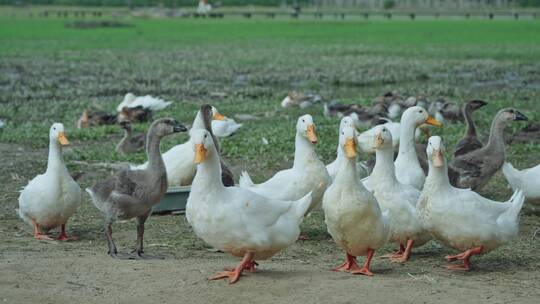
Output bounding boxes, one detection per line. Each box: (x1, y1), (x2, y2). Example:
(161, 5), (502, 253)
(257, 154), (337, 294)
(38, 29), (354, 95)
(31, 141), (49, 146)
(152, 186), (191, 214)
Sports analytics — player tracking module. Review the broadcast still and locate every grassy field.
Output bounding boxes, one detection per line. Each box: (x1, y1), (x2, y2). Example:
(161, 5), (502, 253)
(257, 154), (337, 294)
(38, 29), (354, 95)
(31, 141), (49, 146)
(1, 15), (539, 303)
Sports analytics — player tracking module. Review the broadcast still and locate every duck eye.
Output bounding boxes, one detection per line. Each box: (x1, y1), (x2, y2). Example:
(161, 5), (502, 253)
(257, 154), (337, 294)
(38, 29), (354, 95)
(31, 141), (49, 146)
(204, 134), (207, 138)
(302, 119), (305, 122)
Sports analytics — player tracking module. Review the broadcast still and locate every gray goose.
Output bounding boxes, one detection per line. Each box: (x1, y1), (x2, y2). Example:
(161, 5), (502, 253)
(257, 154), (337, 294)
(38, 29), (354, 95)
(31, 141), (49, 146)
(86, 118), (187, 258)
(449, 108), (528, 190)
(115, 121), (145, 155)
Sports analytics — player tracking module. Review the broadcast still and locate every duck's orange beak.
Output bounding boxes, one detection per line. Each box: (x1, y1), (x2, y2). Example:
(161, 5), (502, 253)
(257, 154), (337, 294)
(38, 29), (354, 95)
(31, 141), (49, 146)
(194, 144), (207, 164)
(344, 138), (357, 158)
(425, 116), (442, 127)
(432, 149), (444, 167)
(57, 132), (69, 146)
(374, 133), (384, 149)
(307, 124), (317, 144)
(213, 112), (226, 121)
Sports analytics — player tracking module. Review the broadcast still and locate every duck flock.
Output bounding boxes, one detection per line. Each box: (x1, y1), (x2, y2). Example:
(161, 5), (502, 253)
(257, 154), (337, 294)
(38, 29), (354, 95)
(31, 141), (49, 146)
(16, 92), (540, 285)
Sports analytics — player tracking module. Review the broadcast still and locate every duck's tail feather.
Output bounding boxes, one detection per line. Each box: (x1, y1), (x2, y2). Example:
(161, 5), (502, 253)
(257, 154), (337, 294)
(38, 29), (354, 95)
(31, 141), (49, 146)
(500, 189), (525, 225)
(293, 191), (313, 222)
(239, 171), (254, 188)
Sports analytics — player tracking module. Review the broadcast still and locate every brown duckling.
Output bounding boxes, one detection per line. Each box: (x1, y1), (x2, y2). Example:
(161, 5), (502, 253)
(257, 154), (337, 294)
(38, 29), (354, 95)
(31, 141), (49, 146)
(453, 100), (488, 157)
(86, 118), (187, 258)
(77, 110), (117, 129)
(449, 108), (528, 190)
(116, 121), (145, 155)
(506, 122), (540, 145)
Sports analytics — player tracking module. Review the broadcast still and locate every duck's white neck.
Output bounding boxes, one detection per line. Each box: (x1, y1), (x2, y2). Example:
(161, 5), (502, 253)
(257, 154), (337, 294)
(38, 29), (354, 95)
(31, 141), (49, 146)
(372, 146), (398, 184)
(334, 153), (357, 186)
(193, 147), (224, 190)
(190, 111), (205, 136)
(396, 117), (419, 163)
(46, 139), (66, 174)
(425, 158), (450, 190)
(293, 132), (318, 168)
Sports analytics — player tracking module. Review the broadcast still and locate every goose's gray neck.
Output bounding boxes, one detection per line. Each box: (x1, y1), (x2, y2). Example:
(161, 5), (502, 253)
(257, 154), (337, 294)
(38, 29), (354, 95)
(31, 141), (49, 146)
(463, 105), (477, 137)
(486, 114), (507, 154)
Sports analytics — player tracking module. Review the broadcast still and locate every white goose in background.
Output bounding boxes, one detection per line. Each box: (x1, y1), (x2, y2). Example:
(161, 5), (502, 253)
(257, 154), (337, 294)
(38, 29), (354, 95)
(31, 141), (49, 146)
(417, 136), (525, 270)
(326, 116), (368, 181)
(212, 117), (243, 137)
(186, 129), (312, 284)
(502, 162), (540, 203)
(131, 106), (226, 186)
(117, 93), (172, 112)
(240, 114), (331, 214)
(18, 123), (82, 240)
(368, 125), (431, 263)
(394, 106), (441, 190)
(323, 123), (389, 276)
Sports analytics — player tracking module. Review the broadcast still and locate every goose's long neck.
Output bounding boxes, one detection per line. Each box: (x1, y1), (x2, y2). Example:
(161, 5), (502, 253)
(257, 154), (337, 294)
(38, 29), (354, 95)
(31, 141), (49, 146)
(293, 133), (317, 168)
(190, 111), (205, 136)
(397, 118), (419, 163)
(372, 147), (397, 184)
(146, 130), (165, 175)
(334, 154), (357, 186)
(46, 139), (66, 174)
(463, 105), (477, 137)
(486, 115), (506, 154)
(193, 147), (224, 190)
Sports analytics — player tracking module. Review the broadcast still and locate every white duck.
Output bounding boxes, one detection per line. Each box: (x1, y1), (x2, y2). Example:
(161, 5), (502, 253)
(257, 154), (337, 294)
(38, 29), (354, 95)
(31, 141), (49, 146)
(18, 123), (82, 241)
(211, 118), (243, 137)
(326, 116), (368, 181)
(394, 106), (441, 190)
(368, 125), (431, 263)
(186, 129), (312, 284)
(417, 136), (525, 270)
(131, 106), (226, 186)
(116, 93), (172, 112)
(240, 114), (331, 214)
(323, 123), (389, 276)
(502, 162), (540, 203)
(357, 118), (422, 154)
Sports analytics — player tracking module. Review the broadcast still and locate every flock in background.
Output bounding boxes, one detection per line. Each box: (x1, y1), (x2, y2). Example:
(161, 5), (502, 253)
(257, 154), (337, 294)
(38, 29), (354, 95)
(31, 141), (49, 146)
(16, 91), (540, 284)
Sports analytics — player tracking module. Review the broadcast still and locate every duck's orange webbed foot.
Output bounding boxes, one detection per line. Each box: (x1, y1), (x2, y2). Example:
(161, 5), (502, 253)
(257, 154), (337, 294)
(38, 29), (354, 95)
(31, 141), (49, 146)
(225, 260), (258, 273)
(350, 249), (375, 276)
(333, 253), (363, 272)
(390, 239), (414, 263)
(209, 252), (255, 284)
(445, 246), (483, 271)
(31, 219), (53, 241)
(57, 224), (77, 241)
(380, 242), (405, 259)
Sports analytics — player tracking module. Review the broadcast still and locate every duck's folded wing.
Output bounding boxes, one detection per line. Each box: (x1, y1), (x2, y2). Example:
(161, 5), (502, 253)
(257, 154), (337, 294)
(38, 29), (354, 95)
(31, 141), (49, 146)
(231, 188), (296, 227)
(452, 187), (509, 219)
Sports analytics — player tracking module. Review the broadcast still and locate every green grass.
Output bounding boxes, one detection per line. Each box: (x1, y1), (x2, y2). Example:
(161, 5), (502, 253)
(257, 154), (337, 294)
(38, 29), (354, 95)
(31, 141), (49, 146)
(0, 16), (539, 213)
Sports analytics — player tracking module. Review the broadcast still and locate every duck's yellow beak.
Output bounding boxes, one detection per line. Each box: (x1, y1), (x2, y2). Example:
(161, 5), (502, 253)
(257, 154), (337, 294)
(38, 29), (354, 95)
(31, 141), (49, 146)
(425, 116), (442, 127)
(432, 149), (444, 167)
(213, 112), (226, 121)
(57, 132), (69, 146)
(374, 133), (384, 149)
(307, 124), (317, 144)
(344, 138), (357, 158)
(194, 144), (207, 164)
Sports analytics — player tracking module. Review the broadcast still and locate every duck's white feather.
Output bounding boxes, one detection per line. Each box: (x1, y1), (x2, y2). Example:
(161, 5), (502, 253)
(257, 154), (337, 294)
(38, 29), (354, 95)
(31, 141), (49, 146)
(502, 162), (540, 202)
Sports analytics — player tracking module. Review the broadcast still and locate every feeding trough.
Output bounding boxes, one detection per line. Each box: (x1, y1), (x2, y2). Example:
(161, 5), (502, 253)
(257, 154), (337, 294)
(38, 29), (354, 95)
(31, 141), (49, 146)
(152, 186), (191, 215)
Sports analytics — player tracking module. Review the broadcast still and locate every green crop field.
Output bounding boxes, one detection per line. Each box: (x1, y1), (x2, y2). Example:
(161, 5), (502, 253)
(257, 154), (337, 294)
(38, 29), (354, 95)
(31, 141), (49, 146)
(1, 13), (539, 303)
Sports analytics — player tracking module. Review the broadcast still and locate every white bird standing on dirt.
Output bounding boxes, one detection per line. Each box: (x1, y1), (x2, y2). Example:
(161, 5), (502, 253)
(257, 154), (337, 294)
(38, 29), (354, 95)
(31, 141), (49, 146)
(323, 123), (389, 276)
(417, 136), (525, 270)
(116, 93), (172, 112)
(18, 123), (81, 241)
(239, 114), (331, 214)
(186, 129), (312, 284)
(368, 125), (431, 263)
